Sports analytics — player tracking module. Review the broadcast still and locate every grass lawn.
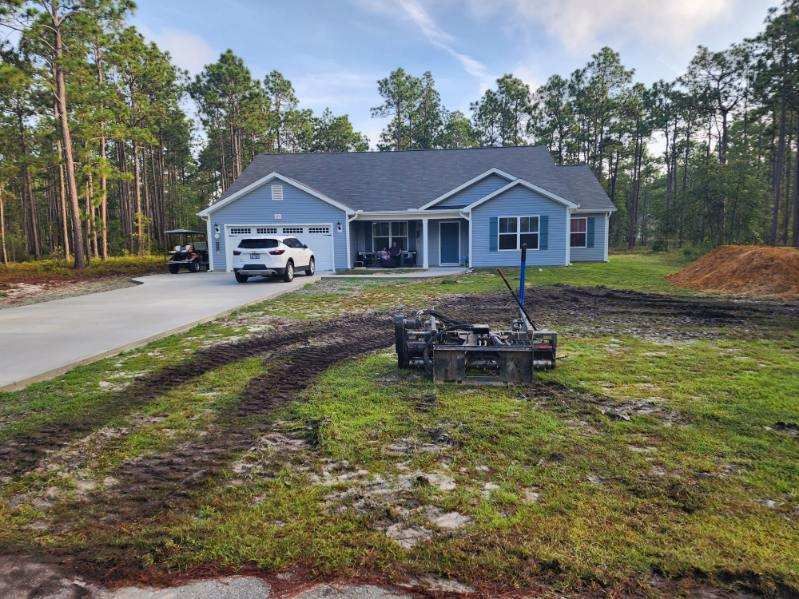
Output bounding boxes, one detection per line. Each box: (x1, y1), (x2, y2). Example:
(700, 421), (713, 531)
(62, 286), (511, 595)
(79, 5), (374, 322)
(0, 252), (797, 595)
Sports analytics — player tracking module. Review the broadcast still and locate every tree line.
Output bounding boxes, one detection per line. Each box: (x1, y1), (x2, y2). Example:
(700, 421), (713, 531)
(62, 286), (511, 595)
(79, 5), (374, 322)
(1, 0), (797, 268)
(367, 0), (799, 250)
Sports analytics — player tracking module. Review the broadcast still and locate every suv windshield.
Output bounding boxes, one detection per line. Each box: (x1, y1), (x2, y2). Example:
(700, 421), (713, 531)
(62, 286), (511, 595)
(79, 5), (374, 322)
(238, 238), (278, 249)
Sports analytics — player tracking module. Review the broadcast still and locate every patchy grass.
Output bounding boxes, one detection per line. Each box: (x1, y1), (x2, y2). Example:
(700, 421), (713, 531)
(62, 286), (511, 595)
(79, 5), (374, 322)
(149, 333), (797, 593)
(0, 251), (796, 595)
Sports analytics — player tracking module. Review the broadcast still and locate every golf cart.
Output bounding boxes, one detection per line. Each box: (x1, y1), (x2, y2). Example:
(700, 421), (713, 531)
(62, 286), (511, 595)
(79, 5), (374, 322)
(166, 229), (209, 273)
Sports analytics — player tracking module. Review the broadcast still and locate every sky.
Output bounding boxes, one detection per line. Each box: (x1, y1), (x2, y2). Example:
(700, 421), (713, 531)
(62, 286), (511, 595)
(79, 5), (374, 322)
(133, 0), (778, 147)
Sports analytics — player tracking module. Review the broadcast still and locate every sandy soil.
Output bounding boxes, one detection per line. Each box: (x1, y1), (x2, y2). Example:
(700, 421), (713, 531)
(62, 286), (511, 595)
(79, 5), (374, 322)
(0, 277), (138, 309)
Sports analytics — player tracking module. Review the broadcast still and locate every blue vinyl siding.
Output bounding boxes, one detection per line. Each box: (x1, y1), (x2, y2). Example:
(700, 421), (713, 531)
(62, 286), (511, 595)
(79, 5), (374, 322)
(433, 174), (512, 208)
(209, 180), (348, 271)
(470, 186), (569, 267)
(570, 212), (608, 262)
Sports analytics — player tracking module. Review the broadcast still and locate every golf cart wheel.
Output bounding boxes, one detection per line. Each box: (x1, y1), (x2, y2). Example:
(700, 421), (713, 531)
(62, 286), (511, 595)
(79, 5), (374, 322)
(168, 263), (180, 274)
(190, 262), (200, 272)
(235, 272), (249, 284)
(305, 257), (315, 276)
(283, 261), (294, 282)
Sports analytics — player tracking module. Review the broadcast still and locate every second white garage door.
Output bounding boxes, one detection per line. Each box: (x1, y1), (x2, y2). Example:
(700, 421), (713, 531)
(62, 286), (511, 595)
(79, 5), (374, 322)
(225, 224), (335, 272)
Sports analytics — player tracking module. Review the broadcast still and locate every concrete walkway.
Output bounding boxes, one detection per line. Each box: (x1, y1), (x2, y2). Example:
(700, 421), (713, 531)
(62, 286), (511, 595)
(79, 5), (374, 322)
(0, 271), (317, 391)
(322, 266), (469, 279)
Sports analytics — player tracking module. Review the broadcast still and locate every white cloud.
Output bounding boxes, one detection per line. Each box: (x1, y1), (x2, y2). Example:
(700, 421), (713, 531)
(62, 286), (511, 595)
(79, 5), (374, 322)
(139, 25), (216, 74)
(355, 0), (492, 85)
(467, 0), (732, 54)
(292, 70), (378, 108)
(512, 63), (540, 92)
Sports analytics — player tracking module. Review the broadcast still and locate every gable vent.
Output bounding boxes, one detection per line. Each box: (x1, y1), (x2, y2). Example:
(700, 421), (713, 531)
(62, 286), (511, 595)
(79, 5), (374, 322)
(271, 184), (283, 201)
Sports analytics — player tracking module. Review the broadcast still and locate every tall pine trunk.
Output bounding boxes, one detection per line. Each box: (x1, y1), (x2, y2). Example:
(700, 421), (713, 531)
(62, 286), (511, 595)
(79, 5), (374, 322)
(94, 43), (109, 259)
(0, 183), (8, 265)
(53, 14), (86, 269)
(133, 143), (144, 255)
(58, 159), (70, 260)
(794, 118), (799, 247)
(770, 80), (788, 245)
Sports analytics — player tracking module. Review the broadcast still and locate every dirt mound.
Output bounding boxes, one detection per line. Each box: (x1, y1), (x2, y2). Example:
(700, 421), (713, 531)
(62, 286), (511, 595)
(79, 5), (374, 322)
(667, 245), (799, 299)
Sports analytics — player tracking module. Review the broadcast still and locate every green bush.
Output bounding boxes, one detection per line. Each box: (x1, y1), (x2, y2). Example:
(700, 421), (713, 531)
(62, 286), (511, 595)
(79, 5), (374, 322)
(0, 255), (165, 283)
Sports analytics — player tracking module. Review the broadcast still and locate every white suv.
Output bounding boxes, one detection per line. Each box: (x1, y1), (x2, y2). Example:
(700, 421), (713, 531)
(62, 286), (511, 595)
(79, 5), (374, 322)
(232, 236), (315, 283)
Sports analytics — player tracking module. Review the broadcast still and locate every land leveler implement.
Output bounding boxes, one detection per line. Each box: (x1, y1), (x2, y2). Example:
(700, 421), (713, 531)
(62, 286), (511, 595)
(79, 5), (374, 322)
(393, 246), (558, 384)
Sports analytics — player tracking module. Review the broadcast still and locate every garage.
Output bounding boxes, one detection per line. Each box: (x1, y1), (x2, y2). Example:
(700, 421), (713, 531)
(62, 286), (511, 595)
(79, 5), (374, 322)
(224, 224), (335, 272)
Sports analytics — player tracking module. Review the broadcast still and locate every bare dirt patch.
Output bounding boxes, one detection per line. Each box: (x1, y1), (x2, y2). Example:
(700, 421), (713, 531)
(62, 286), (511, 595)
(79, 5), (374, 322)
(441, 284), (799, 341)
(0, 276), (138, 309)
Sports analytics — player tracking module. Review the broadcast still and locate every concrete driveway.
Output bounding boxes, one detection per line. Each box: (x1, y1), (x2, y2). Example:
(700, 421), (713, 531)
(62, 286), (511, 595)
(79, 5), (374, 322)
(0, 271), (317, 390)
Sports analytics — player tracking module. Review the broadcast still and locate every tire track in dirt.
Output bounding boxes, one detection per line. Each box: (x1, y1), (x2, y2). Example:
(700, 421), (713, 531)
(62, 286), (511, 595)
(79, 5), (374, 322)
(74, 314), (395, 529)
(439, 284), (798, 337)
(0, 320), (349, 478)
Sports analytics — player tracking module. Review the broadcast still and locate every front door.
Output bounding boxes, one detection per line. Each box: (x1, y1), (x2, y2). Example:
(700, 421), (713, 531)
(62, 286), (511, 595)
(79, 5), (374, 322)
(439, 221), (460, 265)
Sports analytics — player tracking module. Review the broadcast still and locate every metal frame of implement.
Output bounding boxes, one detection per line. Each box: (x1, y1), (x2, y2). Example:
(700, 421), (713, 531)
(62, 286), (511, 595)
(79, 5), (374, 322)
(393, 245), (557, 384)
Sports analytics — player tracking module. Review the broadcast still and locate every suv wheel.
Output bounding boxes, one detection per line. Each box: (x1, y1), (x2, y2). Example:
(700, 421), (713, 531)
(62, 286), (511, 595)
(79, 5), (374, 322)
(305, 257), (315, 276)
(283, 261), (294, 282)
(235, 272), (249, 284)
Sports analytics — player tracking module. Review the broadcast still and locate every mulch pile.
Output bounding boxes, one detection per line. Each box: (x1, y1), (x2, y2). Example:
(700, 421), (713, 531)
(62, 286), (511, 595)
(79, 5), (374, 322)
(667, 245), (799, 299)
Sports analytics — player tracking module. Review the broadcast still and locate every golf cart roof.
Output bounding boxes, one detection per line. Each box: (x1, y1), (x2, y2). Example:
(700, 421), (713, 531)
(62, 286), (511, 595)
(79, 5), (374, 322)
(165, 228), (202, 235)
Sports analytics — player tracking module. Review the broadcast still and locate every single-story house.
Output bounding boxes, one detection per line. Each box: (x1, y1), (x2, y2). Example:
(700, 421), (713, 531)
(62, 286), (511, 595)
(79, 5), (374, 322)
(197, 146), (616, 272)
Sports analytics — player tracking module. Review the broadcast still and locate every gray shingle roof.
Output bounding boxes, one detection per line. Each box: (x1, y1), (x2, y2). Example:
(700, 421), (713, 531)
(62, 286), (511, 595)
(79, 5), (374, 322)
(215, 146), (616, 213)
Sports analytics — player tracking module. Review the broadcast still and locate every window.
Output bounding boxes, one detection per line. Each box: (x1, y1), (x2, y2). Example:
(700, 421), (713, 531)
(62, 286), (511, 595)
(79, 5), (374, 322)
(229, 227), (252, 235)
(570, 217), (587, 247)
(372, 221), (408, 251)
(283, 238), (306, 249)
(256, 226), (278, 234)
(308, 226), (330, 234)
(282, 226), (304, 234)
(271, 184), (283, 200)
(520, 216), (539, 250)
(238, 238), (278, 249)
(498, 216), (539, 251)
(498, 217), (517, 250)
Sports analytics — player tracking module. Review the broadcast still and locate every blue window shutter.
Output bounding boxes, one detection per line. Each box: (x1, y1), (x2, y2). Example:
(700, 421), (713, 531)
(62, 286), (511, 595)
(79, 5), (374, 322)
(489, 217), (498, 252)
(540, 215), (548, 250)
(587, 217), (595, 248)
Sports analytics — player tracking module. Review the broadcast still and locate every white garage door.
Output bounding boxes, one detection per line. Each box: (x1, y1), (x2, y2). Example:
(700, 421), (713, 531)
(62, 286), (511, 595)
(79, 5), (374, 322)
(225, 224), (335, 272)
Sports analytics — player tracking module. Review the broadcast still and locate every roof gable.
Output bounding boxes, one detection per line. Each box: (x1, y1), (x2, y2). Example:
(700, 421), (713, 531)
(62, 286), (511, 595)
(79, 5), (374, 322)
(419, 168), (516, 209)
(197, 172), (352, 217)
(466, 179), (578, 211)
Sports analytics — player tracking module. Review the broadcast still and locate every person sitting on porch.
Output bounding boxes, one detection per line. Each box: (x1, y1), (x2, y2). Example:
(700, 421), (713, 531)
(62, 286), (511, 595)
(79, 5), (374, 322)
(389, 241), (402, 267)
(376, 247), (391, 267)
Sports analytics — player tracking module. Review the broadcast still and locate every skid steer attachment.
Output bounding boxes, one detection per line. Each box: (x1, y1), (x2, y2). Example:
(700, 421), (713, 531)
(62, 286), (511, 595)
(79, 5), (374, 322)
(393, 246), (557, 384)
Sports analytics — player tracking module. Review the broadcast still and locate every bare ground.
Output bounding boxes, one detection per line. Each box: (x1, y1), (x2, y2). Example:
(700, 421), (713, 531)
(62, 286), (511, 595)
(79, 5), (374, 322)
(0, 277), (138, 309)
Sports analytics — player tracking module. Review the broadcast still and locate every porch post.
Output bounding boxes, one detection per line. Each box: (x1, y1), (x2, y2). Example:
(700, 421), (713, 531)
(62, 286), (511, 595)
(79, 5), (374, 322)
(422, 218), (429, 269)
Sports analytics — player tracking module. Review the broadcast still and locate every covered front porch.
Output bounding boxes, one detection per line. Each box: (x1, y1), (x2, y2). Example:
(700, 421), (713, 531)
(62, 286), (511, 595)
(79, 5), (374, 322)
(348, 212), (469, 269)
